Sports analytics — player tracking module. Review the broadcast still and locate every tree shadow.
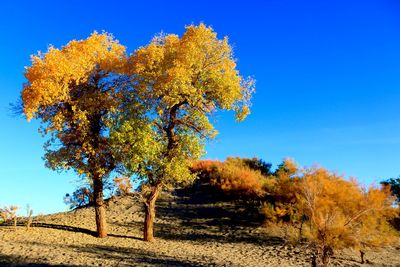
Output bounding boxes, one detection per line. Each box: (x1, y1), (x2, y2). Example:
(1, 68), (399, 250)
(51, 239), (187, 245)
(5, 240), (212, 267)
(31, 223), (97, 236)
(153, 183), (284, 246)
(0, 222), (141, 240)
(65, 243), (212, 266)
(0, 252), (83, 267)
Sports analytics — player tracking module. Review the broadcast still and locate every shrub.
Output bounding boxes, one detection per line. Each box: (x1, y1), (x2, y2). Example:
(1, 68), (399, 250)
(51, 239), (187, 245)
(262, 159), (302, 224)
(113, 176), (133, 196)
(26, 204), (33, 230)
(300, 167), (397, 266)
(192, 157), (273, 199)
(0, 206), (19, 229)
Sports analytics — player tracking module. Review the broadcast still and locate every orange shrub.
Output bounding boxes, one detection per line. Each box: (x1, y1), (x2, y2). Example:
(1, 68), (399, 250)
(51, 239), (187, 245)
(113, 176), (133, 196)
(192, 157), (272, 198)
(300, 167), (397, 266)
(262, 159), (302, 223)
(191, 160), (222, 181)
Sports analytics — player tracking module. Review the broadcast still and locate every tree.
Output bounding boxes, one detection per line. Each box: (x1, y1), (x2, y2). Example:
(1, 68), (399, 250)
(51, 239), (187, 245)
(381, 177), (400, 231)
(300, 166), (397, 266)
(21, 32), (130, 237)
(64, 187), (93, 210)
(242, 157), (272, 177)
(112, 24), (254, 241)
(262, 159), (302, 225)
(381, 177), (400, 203)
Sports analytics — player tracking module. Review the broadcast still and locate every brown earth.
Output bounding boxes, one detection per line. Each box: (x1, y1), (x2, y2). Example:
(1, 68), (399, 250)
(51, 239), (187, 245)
(0, 185), (399, 267)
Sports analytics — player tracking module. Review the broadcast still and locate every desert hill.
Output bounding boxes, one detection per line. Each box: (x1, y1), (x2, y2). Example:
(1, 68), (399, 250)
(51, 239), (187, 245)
(0, 184), (399, 266)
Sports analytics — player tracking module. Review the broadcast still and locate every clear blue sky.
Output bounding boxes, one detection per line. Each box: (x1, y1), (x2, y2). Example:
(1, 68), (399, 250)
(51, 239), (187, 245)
(1, 0), (400, 214)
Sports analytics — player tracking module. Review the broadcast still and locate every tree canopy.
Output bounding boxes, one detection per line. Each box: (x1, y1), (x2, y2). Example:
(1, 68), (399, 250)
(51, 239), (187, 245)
(111, 23), (255, 241)
(21, 32), (132, 237)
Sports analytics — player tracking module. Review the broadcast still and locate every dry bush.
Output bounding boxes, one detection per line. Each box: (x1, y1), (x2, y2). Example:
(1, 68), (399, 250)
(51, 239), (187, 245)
(214, 161), (266, 197)
(113, 176), (133, 196)
(193, 157), (398, 267)
(192, 157), (273, 199)
(0, 206), (19, 229)
(191, 160), (222, 181)
(26, 204), (33, 230)
(262, 159), (303, 224)
(300, 167), (398, 266)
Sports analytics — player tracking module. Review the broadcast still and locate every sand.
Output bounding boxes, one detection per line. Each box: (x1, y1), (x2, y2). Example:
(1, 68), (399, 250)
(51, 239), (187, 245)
(0, 187), (399, 267)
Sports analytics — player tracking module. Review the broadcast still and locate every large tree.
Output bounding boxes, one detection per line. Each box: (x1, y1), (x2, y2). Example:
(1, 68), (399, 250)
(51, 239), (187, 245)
(112, 24), (255, 241)
(21, 32), (131, 238)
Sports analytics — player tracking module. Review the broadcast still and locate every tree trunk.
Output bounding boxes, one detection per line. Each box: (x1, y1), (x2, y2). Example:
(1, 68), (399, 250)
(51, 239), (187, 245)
(299, 214), (306, 241)
(93, 177), (107, 238)
(13, 216), (17, 231)
(360, 250), (365, 264)
(311, 254), (317, 267)
(321, 246), (333, 267)
(143, 181), (163, 242)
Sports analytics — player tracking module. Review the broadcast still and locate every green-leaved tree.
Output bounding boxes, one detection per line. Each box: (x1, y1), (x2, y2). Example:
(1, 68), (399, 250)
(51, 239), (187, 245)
(112, 24), (255, 241)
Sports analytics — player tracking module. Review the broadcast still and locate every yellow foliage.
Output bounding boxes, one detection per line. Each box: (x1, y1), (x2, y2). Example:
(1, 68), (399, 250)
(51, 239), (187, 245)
(113, 176), (133, 196)
(23, 32), (126, 120)
(21, 32), (129, 180)
(192, 157), (271, 198)
(261, 159), (302, 223)
(300, 166), (397, 265)
(0, 205), (18, 223)
(116, 23), (254, 189)
(128, 23), (254, 124)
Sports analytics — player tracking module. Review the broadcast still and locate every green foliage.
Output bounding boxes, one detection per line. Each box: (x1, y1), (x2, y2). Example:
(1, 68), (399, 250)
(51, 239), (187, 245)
(112, 24), (254, 188)
(242, 158), (272, 176)
(381, 177), (400, 203)
(64, 187), (93, 210)
(262, 159), (302, 223)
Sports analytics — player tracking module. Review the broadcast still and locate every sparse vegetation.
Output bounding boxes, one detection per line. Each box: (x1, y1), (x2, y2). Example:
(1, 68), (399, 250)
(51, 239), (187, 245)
(26, 205), (33, 230)
(192, 157), (399, 266)
(113, 176), (133, 196)
(299, 166), (397, 266)
(4, 17), (398, 267)
(0, 206), (19, 230)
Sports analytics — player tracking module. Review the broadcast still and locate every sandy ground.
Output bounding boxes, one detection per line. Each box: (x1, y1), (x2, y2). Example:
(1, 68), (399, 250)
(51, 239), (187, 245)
(0, 186), (399, 267)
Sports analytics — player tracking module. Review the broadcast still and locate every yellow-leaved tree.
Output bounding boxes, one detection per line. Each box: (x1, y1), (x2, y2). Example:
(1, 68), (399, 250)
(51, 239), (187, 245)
(112, 24), (255, 241)
(21, 32), (130, 238)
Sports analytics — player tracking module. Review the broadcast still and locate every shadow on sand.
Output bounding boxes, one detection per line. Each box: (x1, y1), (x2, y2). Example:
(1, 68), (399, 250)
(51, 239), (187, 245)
(0, 222), (141, 240)
(0, 242), (211, 267)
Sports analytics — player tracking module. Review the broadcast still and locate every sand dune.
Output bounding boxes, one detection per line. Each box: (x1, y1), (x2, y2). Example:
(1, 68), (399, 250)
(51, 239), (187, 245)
(0, 186), (399, 266)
